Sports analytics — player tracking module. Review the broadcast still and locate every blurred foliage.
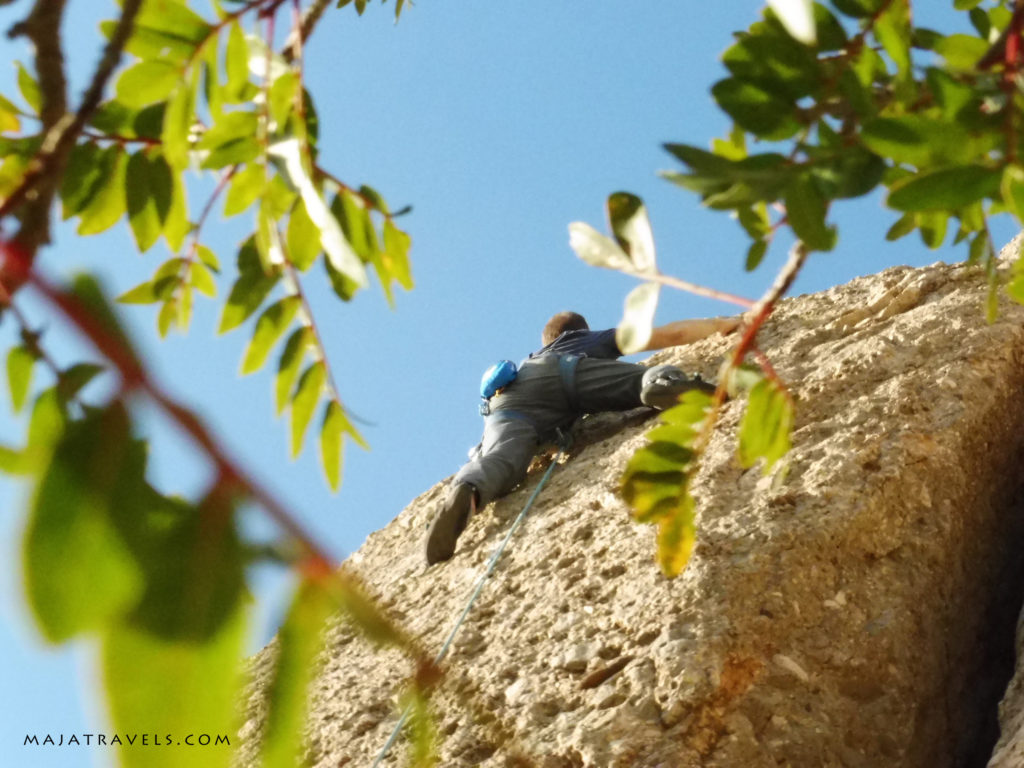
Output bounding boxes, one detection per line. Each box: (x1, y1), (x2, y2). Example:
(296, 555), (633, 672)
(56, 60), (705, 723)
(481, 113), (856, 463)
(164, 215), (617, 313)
(0, 0), (423, 766)
(574, 0), (1024, 577)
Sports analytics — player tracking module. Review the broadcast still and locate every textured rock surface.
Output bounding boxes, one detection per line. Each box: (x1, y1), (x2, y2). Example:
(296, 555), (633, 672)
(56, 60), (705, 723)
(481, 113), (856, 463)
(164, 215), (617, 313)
(239, 254), (1024, 768)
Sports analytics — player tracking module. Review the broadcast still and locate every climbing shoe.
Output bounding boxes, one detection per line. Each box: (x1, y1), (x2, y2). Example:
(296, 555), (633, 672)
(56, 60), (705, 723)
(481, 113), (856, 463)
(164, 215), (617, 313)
(425, 482), (477, 565)
(640, 366), (717, 410)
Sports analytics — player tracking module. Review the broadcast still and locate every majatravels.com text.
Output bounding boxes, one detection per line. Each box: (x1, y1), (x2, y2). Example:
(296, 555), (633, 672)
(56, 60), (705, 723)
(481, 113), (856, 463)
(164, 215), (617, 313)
(25, 733), (230, 747)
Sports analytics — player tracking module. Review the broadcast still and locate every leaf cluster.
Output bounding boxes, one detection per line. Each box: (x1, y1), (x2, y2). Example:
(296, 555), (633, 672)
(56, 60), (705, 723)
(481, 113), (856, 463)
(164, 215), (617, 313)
(663, 0), (1024, 298)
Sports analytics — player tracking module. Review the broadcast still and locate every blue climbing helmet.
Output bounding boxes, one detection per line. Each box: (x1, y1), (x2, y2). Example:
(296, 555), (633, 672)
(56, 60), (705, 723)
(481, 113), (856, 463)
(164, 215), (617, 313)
(480, 360), (517, 400)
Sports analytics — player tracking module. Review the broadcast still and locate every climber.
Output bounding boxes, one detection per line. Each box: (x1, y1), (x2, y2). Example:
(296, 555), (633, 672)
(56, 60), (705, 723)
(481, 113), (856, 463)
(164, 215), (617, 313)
(424, 310), (741, 565)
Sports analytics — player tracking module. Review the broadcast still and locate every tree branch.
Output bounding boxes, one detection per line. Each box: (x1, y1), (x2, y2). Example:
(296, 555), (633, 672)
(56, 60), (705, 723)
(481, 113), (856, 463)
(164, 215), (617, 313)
(1, 0), (143, 285)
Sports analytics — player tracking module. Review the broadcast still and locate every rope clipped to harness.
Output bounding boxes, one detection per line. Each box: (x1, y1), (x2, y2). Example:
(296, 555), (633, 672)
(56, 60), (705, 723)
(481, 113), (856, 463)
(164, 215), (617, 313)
(371, 433), (571, 767)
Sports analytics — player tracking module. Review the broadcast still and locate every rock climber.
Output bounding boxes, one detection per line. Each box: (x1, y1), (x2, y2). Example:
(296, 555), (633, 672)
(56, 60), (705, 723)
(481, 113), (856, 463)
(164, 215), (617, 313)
(424, 310), (741, 565)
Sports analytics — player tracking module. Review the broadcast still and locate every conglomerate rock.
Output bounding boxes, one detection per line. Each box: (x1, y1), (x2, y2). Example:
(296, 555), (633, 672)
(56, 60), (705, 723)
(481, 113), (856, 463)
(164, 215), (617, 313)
(238, 250), (1024, 768)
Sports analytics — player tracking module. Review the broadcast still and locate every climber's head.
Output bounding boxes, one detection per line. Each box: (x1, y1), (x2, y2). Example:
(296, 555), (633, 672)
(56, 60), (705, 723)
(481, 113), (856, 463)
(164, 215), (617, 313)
(542, 311), (589, 346)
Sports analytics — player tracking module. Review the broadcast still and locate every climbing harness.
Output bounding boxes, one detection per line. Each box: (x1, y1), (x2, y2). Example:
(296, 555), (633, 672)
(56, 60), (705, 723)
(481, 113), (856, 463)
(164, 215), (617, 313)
(370, 433), (571, 767)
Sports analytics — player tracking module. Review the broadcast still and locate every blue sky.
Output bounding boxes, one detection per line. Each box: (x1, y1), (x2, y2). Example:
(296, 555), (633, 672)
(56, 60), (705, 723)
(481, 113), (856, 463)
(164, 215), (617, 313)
(0, 2), (1010, 766)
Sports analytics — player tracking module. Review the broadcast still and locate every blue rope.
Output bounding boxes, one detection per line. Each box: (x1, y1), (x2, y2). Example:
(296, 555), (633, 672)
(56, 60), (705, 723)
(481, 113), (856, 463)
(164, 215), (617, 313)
(370, 449), (566, 767)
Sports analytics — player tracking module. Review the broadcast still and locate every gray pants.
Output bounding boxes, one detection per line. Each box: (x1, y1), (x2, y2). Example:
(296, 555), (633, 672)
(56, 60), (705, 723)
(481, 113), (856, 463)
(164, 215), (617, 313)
(455, 357), (706, 506)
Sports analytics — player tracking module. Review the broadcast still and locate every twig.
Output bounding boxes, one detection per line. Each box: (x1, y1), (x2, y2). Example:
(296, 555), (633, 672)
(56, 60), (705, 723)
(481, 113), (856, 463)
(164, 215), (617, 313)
(618, 266), (756, 310)
(282, 0), (333, 63)
(19, 268), (338, 572)
(1, 0), (143, 270)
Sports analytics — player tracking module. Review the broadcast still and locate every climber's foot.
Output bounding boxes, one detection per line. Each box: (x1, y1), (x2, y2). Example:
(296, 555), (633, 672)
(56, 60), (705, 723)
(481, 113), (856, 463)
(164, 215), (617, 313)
(425, 482), (477, 565)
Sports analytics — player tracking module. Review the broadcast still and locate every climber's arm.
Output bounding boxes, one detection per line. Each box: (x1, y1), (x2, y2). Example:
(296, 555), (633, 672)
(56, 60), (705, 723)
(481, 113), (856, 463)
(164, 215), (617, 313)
(641, 316), (741, 352)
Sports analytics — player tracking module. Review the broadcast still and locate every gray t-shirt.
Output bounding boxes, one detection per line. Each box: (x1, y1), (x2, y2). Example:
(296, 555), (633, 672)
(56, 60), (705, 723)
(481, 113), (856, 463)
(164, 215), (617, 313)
(527, 328), (621, 361)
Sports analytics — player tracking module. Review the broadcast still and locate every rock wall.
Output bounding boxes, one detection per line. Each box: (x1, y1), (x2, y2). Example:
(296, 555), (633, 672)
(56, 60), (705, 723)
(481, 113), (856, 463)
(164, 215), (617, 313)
(239, 253), (1024, 768)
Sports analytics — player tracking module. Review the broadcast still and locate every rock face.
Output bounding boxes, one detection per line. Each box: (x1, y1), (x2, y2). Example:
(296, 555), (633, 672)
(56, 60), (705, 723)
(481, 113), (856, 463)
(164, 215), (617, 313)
(239, 253), (1024, 768)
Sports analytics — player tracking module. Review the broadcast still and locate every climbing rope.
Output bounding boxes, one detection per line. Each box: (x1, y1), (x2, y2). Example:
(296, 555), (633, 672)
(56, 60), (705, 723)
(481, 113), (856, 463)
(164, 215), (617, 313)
(370, 442), (569, 767)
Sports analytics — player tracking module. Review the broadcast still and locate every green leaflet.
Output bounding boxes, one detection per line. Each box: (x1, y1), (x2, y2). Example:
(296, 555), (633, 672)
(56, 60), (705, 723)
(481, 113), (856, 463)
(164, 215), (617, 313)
(784, 174), (836, 251)
(401, 684), (439, 768)
(23, 404), (145, 643)
(7, 345), (35, 413)
(737, 379), (794, 474)
(275, 328), (313, 414)
(241, 296), (301, 375)
(319, 401), (345, 492)
(287, 198), (321, 271)
(607, 192), (657, 273)
(16, 61), (40, 114)
(218, 239), (280, 334)
(259, 580), (335, 768)
(77, 147), (128, 236)
(290, 362), (326, 457)
(656, 491), (696, 579)
(224, 163), (266, 217)
(103, 609), (244, 768)
(161, 79), (194, 171)
(711, 77), (800, 141)
(115, 60), (179, 108)
(887, 165), (1001, 212)
(126, 151), (175, 253)
(621, 390), (712, 577)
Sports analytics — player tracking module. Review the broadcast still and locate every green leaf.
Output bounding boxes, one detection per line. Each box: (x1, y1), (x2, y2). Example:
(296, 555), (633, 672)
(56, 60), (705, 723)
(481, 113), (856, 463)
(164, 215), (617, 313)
(738, 379), (793, 473)
(259, 580), (335, 768)
(746, 239), (768, 271)
(0, 92), (20, 133)
(218, 239), (280, 334)
(656, 491), (696, 579)
(606, 192), (656, 274)
(401, 684), (438, 768)
(276, 328), (312, 414)
(190, 262), (217, 298)
(115, 61), (179, 108)
(57, 363), (104, 403)
(224, 162), (265, 217)
(61, 142), (106, 219)
(7, 345), (35, 413)
(77, 147), (128, 236)
(225, 22), (249, 99)
(875, 0), (912, 82)
(568, 222), (631, 271)
(711, 78), (800, 140)
(827, 0), (884, 17)
(165, 168), (190, 251)
(290, 362), (326, 457)
(934, 33), (989, 71)
(331, 189), (379, 263)
(615, 282), (660, 355)
(269, 71), (299, 127)
(287, 199), (321, 270)
(885, 213), (916, 241)
(784, 174), (836, 251)
(161, 80), (194, 171)
(16, 62), (41, 114)
(104, 608), (244, 768)
(126, 151), (174, 253)
(242, 296), (301, 375)
(917, 210), (948, 249)
(888, 165), (1001, 212)
(953, 0), (983, 9)
(382, 219), (414, 291)
(860, 115), (978, 168)
(23, 388), (66, 474)
(319, 401), (345, 492)
(1002, 165), (1024, 224)
(23, 405), (145, 642)
(197, 244), (221, 272)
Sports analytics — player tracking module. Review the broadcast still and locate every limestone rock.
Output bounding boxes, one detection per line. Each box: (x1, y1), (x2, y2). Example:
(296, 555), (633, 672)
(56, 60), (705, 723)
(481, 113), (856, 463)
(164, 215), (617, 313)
(237, 253), (1024, 768)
